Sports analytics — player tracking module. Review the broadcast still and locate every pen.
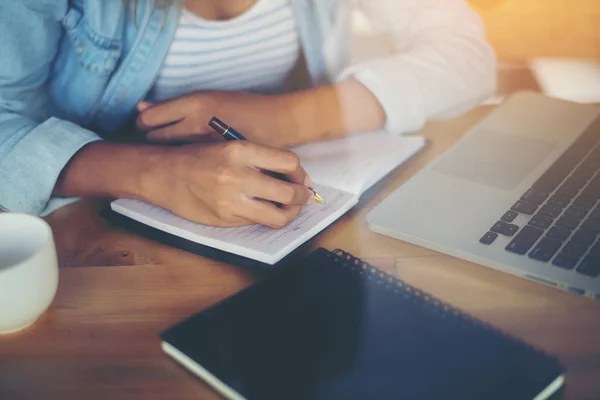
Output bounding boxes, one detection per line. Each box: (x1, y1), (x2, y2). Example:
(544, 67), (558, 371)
(208, 117), (324, 204)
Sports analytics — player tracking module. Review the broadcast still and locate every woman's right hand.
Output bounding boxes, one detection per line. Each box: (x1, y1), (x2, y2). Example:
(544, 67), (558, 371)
(141, 141), (315, 228)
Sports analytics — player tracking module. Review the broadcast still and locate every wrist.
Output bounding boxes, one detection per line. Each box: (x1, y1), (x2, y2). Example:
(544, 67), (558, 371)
(54, 142), (169, 202)
(286, 79), (386, 145)
(135, 145), (175, 203)
(283, 86), (341, 146)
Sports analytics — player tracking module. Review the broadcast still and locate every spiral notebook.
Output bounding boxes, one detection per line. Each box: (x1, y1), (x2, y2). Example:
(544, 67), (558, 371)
(160, 248), (565, 400)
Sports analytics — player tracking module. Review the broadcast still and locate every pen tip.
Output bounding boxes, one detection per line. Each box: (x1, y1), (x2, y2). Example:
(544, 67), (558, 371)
(308, 187), (325, 204)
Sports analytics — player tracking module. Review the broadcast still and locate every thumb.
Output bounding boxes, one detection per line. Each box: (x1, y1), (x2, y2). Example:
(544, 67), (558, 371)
(137, 101), (153, 112)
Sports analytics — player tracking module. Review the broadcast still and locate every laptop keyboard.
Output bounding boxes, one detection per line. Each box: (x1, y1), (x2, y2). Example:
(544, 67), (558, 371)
(479, 120), (600, 278)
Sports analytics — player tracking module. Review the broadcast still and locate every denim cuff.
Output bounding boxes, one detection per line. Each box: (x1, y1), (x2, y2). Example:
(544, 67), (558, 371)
(0, 117), (102, 215)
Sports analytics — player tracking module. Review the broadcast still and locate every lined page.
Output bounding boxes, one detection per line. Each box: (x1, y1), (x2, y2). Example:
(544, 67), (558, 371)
(292, 132), (426, 195)
(111, 185), (357, 264)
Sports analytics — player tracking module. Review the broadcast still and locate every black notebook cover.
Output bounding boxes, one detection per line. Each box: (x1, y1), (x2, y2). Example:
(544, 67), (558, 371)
(101, 207), (307, 269)
(160, 248), (565, 400)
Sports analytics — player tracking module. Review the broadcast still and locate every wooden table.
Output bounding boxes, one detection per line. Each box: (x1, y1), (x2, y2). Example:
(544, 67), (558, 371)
(1, 105), (600, 400)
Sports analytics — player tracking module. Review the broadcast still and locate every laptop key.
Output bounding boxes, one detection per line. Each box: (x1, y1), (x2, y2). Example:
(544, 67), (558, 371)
(532, 134), (597, 192)
(589, 146), (600, 159)
(564, 205), (588, 219)
(552, 253), (580, 270)
(580, 186), (600, 200)
(538, 204), (563, 218)
(520, 189), (549, 205)
(563, 177), (587, 191)
(546, 226), (571, 241)
(556, 184), (580, 198)
(529, 238), (562, 262)
(501, 210), (518, 223)
(577, 255), (600, 278)
(562, 240), (589, 257)
(589, 208), (600, 220)
(570, 229), (598, 246)
(506, 226), (544, 255)
(589, 242), (600, 256)
(491, 221), (519, 236)
(581, 157), (600, 171)
(547, 194), (571, 208)
(571, 166), (595, 181)
(511, 200), (538, 215)
(589, 174), (600, 187)
(479, 232), (498, 245)
(572, 195), (597, 210)
(555, 216), (580, 231)
(528, 215), (553, 229)
(579, 219), (600, 234)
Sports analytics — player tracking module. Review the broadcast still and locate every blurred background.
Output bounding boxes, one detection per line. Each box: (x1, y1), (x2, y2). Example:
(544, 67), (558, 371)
(352, 0), (600, 105)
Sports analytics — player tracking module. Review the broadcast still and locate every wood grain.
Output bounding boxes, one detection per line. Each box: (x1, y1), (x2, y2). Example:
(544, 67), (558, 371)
(0, 263), (255, 400)
(2, 97), (600, 399)
(0, 260), (599, 399)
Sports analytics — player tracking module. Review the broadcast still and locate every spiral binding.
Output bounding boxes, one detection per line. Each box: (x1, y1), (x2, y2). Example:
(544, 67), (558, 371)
(326, 248), (562, 363)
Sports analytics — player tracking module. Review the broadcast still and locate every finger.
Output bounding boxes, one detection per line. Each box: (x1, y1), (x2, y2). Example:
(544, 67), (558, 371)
(230, 142), (311, 186)
(137, 101), (153, 112)
(148, 131), (223, 144)
(202, 213), (255, 228)
(237, 197), (303, 229)
(243, 170), (313, 206)
(172, 200), (254, 228)
(146, 119), (211, 142)
(137, 98), (191, 130)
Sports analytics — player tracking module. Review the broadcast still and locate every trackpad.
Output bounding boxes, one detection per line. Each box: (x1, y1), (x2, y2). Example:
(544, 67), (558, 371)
(433, 131), (556, 191)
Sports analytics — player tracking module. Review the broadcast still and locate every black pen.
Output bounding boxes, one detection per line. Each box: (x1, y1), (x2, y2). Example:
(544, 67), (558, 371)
(208, 117), (324, 204)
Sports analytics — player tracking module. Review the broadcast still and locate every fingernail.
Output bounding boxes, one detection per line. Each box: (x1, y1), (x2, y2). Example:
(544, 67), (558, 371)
(137, 101), (152, 111)
(306, 195), (315, 206)
(304, 175), (313, 188)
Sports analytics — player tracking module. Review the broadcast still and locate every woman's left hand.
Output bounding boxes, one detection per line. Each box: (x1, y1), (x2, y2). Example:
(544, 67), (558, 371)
(136, 91), (303, 148)
(137, 80), (386, 148)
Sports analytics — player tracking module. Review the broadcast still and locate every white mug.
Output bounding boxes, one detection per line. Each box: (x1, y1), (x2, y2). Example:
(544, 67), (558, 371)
(0, 213), (59, 334)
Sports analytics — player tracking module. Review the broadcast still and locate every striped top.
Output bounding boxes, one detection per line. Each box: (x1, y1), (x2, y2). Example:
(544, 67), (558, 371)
(148, 0), (301, 102)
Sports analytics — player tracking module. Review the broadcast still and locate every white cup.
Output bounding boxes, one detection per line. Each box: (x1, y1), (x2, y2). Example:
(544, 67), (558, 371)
(0, 213), (59, 334)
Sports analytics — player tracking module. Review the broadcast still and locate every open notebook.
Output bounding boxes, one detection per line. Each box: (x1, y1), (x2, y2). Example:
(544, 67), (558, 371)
(110, 132), (426, 264)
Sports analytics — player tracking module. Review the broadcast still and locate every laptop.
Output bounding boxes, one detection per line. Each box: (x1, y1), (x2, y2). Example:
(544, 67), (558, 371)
(366, 91), (600, 300)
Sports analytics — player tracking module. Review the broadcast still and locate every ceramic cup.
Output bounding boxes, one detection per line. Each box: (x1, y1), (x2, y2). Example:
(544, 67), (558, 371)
(0, 213), (59, 334)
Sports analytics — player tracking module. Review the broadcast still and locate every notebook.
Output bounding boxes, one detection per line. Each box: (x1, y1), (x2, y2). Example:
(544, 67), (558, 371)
(160, 248), (565, 400)
(110, 132), (426, 265)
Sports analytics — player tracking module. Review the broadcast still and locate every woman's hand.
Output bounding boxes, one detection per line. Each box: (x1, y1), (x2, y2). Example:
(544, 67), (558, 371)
(142, 140), (315, 228)
(137, 91), (302, 148)
(54, 140), (315, 228)
(136, 80), (386, 148)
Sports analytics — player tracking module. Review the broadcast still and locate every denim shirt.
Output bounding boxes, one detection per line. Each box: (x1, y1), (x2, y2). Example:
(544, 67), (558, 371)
(0, 0), (496, 216)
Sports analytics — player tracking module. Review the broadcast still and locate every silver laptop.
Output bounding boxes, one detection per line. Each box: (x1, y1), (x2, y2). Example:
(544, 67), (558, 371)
(366, 91), (600, 300)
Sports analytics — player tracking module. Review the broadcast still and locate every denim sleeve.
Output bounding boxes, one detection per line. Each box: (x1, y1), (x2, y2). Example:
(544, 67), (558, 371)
(0, 1), (102, 215)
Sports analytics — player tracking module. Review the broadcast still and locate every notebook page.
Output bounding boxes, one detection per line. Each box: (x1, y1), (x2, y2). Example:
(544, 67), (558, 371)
(111, 185), (357, 264)
(292, 132), (426, 195)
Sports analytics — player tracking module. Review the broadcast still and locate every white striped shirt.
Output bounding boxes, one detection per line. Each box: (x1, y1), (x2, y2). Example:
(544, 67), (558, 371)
(148, 0), (300, 101)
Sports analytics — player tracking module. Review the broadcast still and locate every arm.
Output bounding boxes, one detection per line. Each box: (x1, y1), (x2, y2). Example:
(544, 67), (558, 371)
(138, 0), (495, 147)
(0, 1), (101, 215)
(339, 0), (497, 133)
(284, 0), (496, 143)
(0, 2), (314, 229)
(295, 0), (497, 140)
